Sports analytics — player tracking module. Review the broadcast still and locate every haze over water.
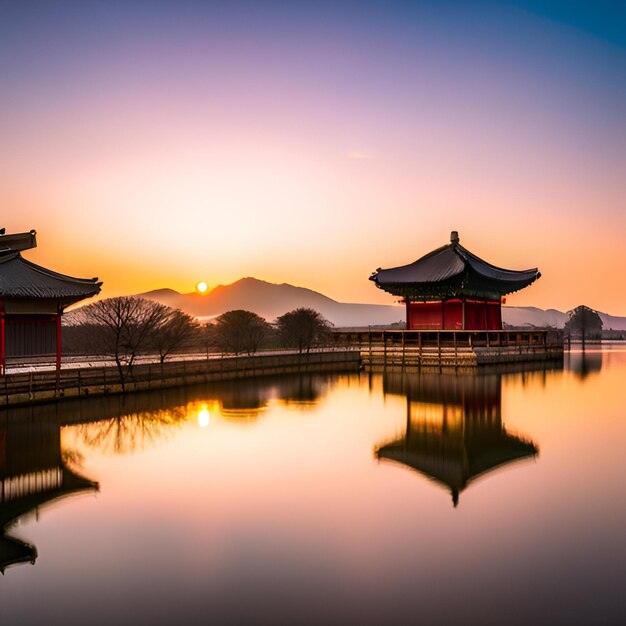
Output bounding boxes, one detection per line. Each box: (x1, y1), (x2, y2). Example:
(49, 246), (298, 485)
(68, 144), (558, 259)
(1, 344), (624, 625)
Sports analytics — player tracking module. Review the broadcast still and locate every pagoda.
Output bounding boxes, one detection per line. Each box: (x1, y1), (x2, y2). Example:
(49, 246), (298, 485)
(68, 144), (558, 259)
(0, 229), (101, 373)
(370, 231), (540, 330)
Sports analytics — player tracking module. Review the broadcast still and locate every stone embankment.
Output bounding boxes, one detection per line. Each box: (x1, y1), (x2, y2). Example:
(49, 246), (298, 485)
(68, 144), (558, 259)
(0, 351), (361, 407)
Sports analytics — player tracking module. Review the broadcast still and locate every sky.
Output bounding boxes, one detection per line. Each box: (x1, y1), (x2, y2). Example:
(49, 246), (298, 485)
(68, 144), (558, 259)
(1, 0), (625, 313)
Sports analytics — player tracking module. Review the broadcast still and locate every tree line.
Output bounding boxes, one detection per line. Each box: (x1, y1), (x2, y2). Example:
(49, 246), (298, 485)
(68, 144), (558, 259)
(64, 296), (333, 377)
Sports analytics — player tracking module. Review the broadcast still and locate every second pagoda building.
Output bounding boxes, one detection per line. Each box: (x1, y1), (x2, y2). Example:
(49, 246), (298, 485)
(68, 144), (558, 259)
(370, 231), (540, 331)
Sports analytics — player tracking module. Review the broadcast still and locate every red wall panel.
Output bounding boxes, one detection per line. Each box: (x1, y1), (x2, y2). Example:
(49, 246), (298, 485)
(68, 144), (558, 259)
(443, 300), (463, 330)
(407, 302), (442, 329)
(407, 299), (502, 330)
(487, 301), (502, 330)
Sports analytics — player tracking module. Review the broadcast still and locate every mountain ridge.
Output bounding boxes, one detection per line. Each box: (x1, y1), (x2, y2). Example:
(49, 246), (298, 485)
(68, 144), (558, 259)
(134, 277), (626, 330)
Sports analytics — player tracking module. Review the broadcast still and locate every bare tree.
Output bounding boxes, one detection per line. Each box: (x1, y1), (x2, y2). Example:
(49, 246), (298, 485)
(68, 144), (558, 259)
(148, 307), (199, 363)
(71, 297), (171, 386)
(214, 310), (271, 355)
(275, 308), (332, 354)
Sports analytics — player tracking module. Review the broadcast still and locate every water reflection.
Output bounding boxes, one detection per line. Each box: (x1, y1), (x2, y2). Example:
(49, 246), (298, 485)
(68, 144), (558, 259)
(0, 375), (335, 574)
(216, 375), (328, 420)
(2, 350), (625, 625)
(376, 371), (538, 506)
(74, 406), (188, 455)
(567, 347), (603, 379)
(0, 408), (98, 573)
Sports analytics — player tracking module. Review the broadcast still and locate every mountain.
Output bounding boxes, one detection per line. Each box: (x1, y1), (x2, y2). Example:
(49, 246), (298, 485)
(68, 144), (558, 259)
(136, 277), (626, 330)
(503, 306), (569, 328)
(137, 278), (405, 327)
(503, 306), (626, 331)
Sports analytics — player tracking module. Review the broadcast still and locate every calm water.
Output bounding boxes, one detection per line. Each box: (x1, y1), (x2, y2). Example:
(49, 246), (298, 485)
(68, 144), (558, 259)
(1, 346), (625, 625)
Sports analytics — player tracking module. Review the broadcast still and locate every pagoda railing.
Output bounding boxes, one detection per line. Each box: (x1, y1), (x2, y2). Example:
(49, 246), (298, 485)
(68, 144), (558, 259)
(331, 329), (564, 367)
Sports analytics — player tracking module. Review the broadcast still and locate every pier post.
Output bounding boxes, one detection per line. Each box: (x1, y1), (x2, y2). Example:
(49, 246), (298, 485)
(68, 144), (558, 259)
(383, 331), (387, 364)
(418, 332), (422, 365)
(0, 308), (5, 376)
(454, 331), (457, 364)
(437, 332), (441, 365)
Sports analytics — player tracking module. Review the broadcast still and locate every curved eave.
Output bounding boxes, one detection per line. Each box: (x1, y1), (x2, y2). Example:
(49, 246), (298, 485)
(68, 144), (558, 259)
(0, 468), (99, 530)
(370, 242), (541, 300)
(0, 253), (102, 302)
(376, 434), (537, 493)
(0, 535), (37, 573)
(369, 244), (466, 286)
(457, 244), (539, 282)
(370, 277), (540, 300)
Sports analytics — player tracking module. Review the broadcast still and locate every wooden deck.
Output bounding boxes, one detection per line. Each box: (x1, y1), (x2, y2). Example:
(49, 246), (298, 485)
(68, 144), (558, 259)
(331, 329), (564, 368)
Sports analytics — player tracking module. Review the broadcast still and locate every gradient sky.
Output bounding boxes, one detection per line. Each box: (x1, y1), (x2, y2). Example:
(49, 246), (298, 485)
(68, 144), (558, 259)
(1, 0), (625, 313)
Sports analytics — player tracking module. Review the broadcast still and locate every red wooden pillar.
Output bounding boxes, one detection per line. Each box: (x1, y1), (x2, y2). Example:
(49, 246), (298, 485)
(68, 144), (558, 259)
(0, 304), (5, 376)
(483, 298), (488, 331)
(405, 299), (410, 330)
(55, 312), (62, 371)
(461, 298), (465, 330)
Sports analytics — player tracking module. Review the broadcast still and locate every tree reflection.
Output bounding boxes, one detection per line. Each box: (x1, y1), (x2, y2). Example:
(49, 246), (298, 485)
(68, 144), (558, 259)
(568, 348), (603, 379)
(276, 375), (326, 409)
(74, 406), (187, 455)
(213, 375), (329, 421)
(217, 383), (269, 421)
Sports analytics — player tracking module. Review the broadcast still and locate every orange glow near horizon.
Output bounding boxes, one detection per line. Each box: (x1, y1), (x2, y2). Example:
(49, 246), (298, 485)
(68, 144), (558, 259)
(1, 3), (625, 314)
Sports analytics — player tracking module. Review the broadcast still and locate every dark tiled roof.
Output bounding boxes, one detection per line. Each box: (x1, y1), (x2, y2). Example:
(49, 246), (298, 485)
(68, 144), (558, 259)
(370, 233), (540, 299)
(0, 253), (101, 303)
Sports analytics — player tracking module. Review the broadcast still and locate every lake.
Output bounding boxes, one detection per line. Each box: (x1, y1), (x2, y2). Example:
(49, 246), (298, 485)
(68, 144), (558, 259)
(1, 345), (625, 625)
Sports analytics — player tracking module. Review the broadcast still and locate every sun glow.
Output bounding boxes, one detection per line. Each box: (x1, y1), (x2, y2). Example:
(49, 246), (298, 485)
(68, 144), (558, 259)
(197, 406), (210, 428)
(195, 281), (208, 294)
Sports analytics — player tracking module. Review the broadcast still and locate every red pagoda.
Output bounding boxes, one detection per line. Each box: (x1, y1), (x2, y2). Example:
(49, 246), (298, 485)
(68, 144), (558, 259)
(0, 229), (101, 373)
(370, 231), (540, 331)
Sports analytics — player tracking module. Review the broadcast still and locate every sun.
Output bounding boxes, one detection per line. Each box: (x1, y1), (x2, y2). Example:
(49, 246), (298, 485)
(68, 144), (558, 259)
(197, 406), (210, 427)
(195, 281), (208, 294)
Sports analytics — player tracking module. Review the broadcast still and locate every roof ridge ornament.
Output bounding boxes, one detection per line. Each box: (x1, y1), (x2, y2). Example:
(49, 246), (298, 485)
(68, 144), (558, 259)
(0, 229), (37, 254)
(450, 230), (459, 244)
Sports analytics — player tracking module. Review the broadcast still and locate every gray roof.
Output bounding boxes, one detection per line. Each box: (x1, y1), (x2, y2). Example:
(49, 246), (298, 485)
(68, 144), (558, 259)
(370, 232), (540, 299)
(0, 252), (101, 304)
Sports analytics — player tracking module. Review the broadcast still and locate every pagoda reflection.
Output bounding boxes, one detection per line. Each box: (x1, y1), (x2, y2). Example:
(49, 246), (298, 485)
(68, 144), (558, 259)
(0, 408), (98, 573)
(375, 371), (538, 506)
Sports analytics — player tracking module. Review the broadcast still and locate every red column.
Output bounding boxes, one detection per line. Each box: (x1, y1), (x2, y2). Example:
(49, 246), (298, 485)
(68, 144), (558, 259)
(0, 305), (5, 376)
(462, 298), (466, 330)
(483, 299), (488, 331)
(56, 313), (62, 371)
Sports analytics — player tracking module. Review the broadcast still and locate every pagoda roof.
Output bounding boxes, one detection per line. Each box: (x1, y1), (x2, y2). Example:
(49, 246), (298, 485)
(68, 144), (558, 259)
(370, 231), (540, 300)
(1, 466), (98, 572)
(376, 429), (537, 506)
(0, 535), (37, 572)
(0, 252), (101, 305)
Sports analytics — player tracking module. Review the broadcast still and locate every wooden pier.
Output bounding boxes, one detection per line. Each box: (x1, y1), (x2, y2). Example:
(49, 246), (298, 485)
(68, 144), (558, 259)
(332, 329), (563, 368)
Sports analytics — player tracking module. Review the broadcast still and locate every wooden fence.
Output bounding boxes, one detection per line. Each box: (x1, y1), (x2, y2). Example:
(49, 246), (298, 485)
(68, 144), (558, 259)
(0, 351), (361, 407)
(332, 329), (564, 368)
